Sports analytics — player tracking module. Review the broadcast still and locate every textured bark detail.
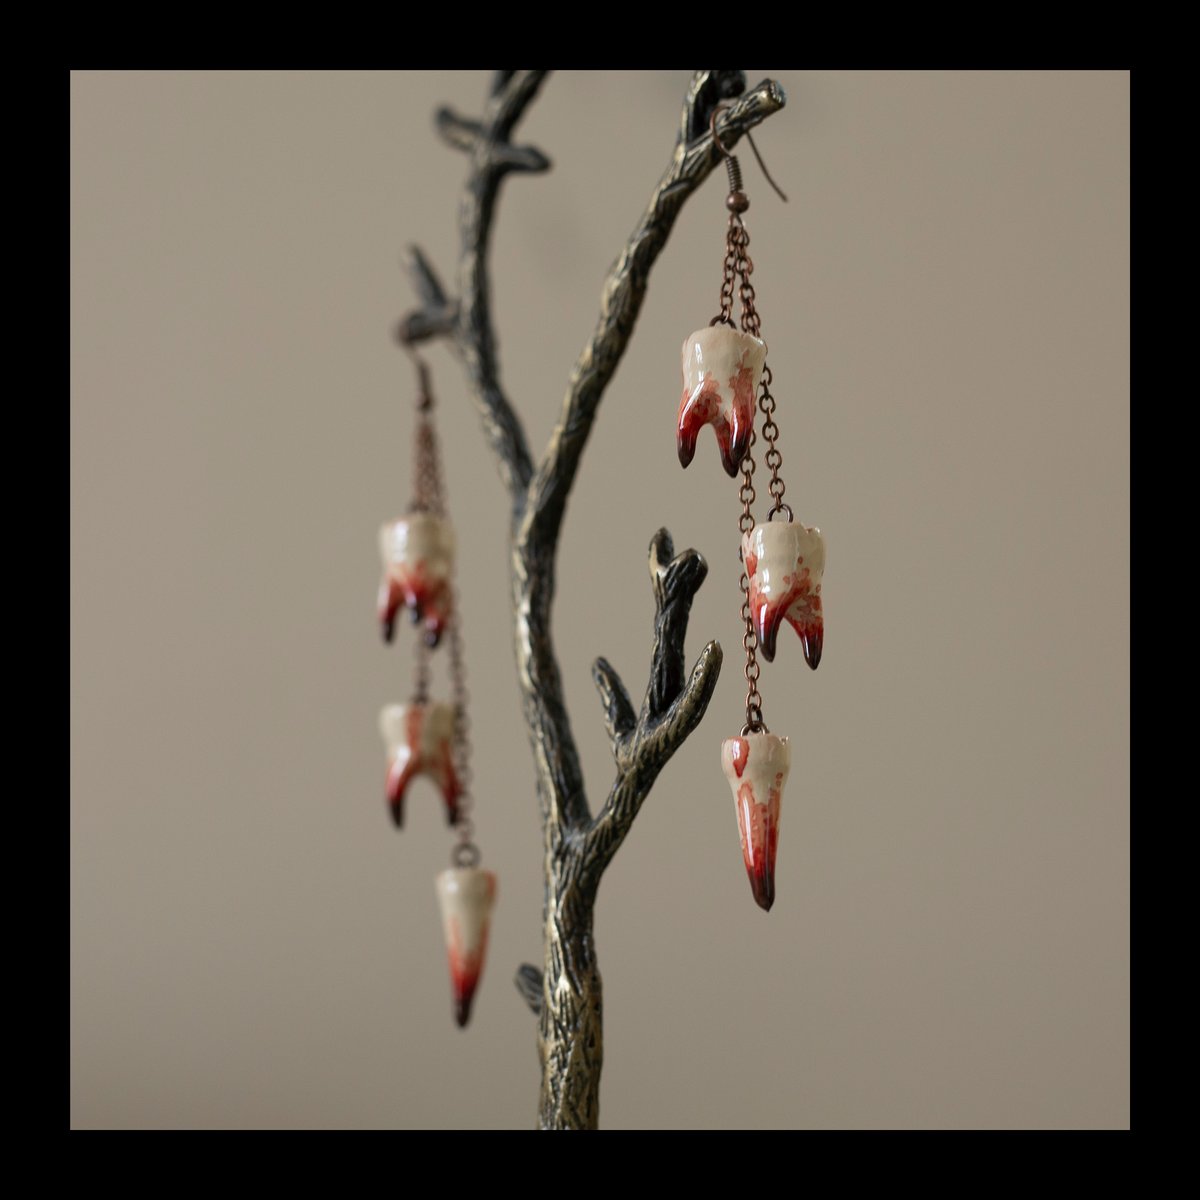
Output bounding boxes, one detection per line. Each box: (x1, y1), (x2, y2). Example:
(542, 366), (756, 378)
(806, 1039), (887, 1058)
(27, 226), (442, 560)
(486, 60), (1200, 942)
(400, 69), (784, 1130)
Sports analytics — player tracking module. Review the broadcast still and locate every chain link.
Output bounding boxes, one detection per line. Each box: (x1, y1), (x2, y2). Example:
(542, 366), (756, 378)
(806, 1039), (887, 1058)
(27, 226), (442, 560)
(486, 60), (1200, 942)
(738, 428), (766, 733)
(404, 356), (481, 868)
(446, 589), (480, 867)
(410, 413), (445, 515)
(714, 197), (796, 732)
(411, 635), (431, 705)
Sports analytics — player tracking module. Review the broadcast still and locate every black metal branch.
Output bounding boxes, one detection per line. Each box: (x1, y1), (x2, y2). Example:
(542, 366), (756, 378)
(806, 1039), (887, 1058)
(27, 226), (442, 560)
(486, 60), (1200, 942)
(511, 71), (785, 840)
(398, 71), (551, 512)
(517, 73), (787, 554)
(583, 530), (722, 871)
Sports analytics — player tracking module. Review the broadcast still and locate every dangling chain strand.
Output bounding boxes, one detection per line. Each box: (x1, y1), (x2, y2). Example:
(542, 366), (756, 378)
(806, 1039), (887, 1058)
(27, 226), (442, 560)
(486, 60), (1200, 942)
(410, 359), (445, 516)
(738, 429), (765, 733)
(447, 597), (480, 867)
(716, 181), (792, 731)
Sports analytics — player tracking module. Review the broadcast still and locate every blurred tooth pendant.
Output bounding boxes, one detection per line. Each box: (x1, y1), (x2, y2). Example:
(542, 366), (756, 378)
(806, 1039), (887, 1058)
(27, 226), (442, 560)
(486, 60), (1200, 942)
(379, 702), (462, 828)
(377, 513), (456, 647)
(375, 352), (496, 1028)
(436, 867), (497, 1028)
(721, 733), (791, 911)
(677, 326), (766, 477)
(742, 521), (825, 667)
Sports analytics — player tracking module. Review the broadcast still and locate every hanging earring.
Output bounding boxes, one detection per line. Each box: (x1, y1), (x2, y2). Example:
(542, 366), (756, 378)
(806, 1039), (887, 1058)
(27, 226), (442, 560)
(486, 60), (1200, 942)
(376, 352), (496, 1027)
(681, 107), (823, 912)
(378, 358), (456, 647)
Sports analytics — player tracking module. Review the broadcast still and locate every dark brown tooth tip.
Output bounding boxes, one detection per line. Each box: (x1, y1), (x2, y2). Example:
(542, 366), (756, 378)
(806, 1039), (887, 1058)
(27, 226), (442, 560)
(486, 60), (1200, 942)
(389, 803), (404, 829)
(381, 620), (395, 643)
(751, 869), (775, 912)
(755, 612), (779, 662)
(677, 433), (696, 468)
(454, 995), (472, 1028)
(803, 630), (823, 670)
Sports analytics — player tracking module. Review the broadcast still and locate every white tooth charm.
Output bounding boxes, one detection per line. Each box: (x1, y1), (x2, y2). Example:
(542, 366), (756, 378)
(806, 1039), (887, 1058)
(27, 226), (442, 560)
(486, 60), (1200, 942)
(377, 513), (457, 647)
(721, 732), (792, 912)
(743, 520), (826, 667)
(435, 867), (498, 1028)
(379, 702), (462, 828)
(677, 326), (766, 477)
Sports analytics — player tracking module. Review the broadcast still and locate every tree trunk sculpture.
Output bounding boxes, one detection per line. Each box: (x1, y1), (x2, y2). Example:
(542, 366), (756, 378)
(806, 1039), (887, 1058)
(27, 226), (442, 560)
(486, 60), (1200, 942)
(398, 68), (786, 1130)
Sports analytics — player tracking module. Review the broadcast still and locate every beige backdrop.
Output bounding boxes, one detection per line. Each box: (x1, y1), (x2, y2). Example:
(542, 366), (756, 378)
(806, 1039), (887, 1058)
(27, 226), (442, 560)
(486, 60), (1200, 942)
(70, 69), (1129, 1129)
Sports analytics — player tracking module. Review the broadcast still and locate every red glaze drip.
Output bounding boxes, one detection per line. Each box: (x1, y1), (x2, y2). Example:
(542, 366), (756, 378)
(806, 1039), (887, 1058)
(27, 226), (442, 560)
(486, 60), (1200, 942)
(378, 577), (404, 643)
(729, 736), (750, 779)
(749, 554), (823, 668)
(385, 705), (462, 826)
(444, 874), (496, 1028)
(379, 560), (452, 647)
(735, 775), (781, 912)
(676, 352), (757, 478)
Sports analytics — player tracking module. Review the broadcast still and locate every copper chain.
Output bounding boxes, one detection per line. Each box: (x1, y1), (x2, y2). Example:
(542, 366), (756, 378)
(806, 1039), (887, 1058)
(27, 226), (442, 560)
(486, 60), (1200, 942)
(411, 634), (431, 705)
(446, 597), (480, 868)
(409, 359), (445, 516)
(715, 206), (792, 733)
(738, 427), (765, 733)
(405, 357), (480, 867)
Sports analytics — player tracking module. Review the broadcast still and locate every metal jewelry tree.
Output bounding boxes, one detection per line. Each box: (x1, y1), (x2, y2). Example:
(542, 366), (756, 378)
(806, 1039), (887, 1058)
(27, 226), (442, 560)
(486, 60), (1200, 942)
(394, 69), (786, 1130)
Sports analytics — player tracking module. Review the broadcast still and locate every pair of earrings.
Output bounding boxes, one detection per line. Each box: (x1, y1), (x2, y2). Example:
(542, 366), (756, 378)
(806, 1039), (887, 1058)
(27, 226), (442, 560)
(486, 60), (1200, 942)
(677, 111), (826, 912)
(376, 354), (496, 1028)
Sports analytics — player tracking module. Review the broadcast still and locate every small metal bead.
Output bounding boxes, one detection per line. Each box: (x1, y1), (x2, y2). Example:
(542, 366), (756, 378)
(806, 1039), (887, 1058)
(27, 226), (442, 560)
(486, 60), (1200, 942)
(726, 191), (750, 213)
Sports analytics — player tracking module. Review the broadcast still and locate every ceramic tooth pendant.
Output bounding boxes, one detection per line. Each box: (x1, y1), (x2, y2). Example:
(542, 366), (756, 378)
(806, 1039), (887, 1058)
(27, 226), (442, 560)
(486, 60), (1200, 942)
(377, 513), (456, 647)
(742, 522), (826, 667)
(379, 702), (462, 828)
(677, 326), (767, 477)
(721, 733), (791, 912)
(435, 867), (497, 1028)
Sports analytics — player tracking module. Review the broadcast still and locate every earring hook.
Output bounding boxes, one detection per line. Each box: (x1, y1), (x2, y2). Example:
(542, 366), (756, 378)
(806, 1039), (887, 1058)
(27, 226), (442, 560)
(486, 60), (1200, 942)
(403, 344), (433, 411)
(710, 102), (789, 204)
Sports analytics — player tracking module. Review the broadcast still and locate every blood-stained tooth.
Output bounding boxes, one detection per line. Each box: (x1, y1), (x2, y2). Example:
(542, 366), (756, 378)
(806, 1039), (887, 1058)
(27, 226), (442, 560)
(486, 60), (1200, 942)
(677, 327), (766, 477)
(379, 702), (462, 828)
(377, 514), (456, 647)
(435, 867), (497, 1028)
(742, 521), (826, 667)
(721, 733), (791, 912)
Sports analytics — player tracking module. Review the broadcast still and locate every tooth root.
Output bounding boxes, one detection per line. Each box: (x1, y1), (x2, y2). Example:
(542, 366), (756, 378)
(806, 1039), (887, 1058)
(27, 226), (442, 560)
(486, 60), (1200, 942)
(378, 515), (457, 639)
(436, 868), (497, 1029)
(453, 993), (473, 1028)
(679, 327), (766, 475)
(380, 703), (459, 829)
(726, 410), (753, 480)
(437, 758), (463, 826)
(722, 734), (791, 912)
(378, 578), (402, 643)
(797, 621), (823, 670)
(738, 791), (780, 912)
(752, 597), (785, 663)
(385, 754), (416, 823)
(676, 396), (700, 469)
(742, 523), (827, 666)
(385, 754), (413, 826)
(715, 414), (741, 478)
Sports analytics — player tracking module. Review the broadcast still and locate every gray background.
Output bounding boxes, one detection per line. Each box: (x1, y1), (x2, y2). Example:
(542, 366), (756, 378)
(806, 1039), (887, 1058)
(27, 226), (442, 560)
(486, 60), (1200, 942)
(70, 69), (1129, 1129)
